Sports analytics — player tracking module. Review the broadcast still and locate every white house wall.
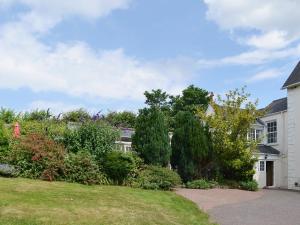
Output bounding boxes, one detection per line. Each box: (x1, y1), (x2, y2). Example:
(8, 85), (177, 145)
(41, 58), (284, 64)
(259, 111), (288, 188)
(287, 86), (300, 190)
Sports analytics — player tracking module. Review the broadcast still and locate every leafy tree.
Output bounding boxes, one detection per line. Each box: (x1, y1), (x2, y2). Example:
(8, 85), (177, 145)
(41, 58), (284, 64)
(23, 109), (52, 121)
(199, 87), (261, 182)
(62, 109), (91, 122)
(171, 111), (211, 182)
(171, 85), (210, 115)
(132, 107), (171, 167)
(105, 111), (136, 128)
(63, 121), (119, 163)
(144, 89), (170, 111)
(0, 108), (16, 124)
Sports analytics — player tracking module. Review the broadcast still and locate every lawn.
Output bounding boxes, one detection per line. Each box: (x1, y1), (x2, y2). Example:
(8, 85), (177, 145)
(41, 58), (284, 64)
(0, 178), (215, 225)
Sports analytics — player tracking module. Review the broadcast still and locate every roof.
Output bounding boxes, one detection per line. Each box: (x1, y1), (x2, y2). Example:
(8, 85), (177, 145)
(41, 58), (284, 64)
(258, 145), (280, 155)
(282, 61), (300, 89)
(263, 97), (287, 115)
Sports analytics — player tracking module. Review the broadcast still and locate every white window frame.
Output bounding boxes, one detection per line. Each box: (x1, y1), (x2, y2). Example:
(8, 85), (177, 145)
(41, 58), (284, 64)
(267, 120), (277, 144)
(249, 128), (263, 142)
(259, 161), (265, 171)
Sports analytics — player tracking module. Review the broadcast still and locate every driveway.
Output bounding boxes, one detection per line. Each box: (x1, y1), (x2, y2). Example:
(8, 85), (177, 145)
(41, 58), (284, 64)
(176, 188), (300, 225)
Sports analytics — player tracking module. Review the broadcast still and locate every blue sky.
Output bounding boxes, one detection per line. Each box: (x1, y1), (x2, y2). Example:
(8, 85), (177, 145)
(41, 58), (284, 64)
(0, 0), (299, 114)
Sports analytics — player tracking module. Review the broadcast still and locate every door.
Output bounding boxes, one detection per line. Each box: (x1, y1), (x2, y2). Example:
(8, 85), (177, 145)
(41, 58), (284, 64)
(266, 161), (274, 187)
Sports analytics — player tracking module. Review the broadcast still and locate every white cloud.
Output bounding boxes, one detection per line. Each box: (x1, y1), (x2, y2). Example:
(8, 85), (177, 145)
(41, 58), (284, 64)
(0, 0), (132, 32)
(0, 0), (192, 101)
(0, 26), (190, 101)
(203, 0), (300, 50)
(197, 44), (300, 66)
(247, 69), (281, 83)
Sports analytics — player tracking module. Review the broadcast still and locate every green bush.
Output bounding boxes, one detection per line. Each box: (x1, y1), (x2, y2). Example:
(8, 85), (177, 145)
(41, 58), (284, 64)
(239, 180), (258, 191)
(0, 163), (15, 177)
(186, 179), (217, 189)
(63, 122), (119, 163)
(134, 166), (182, 190)
(0, 122), (10, 162)
(64, 151), (108, 185)
(102, 151), (139, 185)
(9, 133), (65, 181)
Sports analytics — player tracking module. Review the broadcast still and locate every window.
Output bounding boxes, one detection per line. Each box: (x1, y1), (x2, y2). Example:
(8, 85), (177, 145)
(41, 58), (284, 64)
(259, 161), (265, 171)
(267, 121), (277, 144)
(249, 129), (263, 142)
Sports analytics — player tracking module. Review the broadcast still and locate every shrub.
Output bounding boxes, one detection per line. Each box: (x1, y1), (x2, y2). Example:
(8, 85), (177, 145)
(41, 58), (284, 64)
(64, 151), (108, 185)
(0, 108), (16, 124)
(0, 163), (15, 177)
(239, 180), (258, 191)
(134, 166), (182, 190)
(102, 151), (138, 185)
(63, 121), (119, 163)
(132, 107), (171, 167)
(186, 179), (217, 189)
(62, 109), (91, 122)
(0, 122), (10, 162)
(9, 133), (65, 181)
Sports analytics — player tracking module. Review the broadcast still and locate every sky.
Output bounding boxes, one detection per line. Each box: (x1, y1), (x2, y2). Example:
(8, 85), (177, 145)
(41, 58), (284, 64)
(0, 0), (300, 115)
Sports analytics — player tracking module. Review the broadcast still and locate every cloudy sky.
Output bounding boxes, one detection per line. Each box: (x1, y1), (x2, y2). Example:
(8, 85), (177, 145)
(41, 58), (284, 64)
(0, 0), (299, 114)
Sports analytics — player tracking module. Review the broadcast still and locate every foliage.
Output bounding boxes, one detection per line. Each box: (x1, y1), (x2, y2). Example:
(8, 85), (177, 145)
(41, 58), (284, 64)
(9, 133), (65, 181)
(64, 151), (108, 185)
(199, 87), (261, 182)
(171, 111), (212, 182)
(0, 108), (16, 124)
(62, 108), (91, 122)
(105, 111), (136, 128)
(133, 166), (182, 190)
(239, 180), (258, 191)
(22, 109), (52, 121)
(63, 121), (119, 163)
(186, 179), (217, 189)
(144, 89), (171, 111)
(0, 122), (10, 162)
(102, 150), (139, 185)
(0, 163), (15, 177)
(19, 120), (67, 141)
(171, 85), (210, 115)
(132, 107), (171, 167)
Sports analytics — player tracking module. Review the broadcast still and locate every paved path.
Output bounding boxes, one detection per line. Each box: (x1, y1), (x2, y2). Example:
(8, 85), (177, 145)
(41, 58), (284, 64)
(176, 188), (300, 225)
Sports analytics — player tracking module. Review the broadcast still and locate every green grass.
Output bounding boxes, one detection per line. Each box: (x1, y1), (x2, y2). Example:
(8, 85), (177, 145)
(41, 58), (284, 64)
(0, 178), (215, 225)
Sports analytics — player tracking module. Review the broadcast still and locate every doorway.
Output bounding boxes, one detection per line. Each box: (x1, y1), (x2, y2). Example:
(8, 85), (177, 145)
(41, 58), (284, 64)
(266, 161), (274, 187)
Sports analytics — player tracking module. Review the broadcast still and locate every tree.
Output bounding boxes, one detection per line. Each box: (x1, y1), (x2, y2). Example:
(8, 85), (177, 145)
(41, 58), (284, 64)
(171, 85), (210, 115)
(0, 108), (16, 124)
(132, 107), (171, 167)
(23, 109), (52, 121)
(62, 109), (91, 122)
(63, 121), (119, 163)
(199, 87), (261, 182)
(171, 111), (211, 182)
(144, 89), (170, 110)
(105, 111), (136, 128)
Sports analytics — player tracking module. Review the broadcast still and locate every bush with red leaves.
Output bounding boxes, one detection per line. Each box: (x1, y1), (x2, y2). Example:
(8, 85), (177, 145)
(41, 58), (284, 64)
(9, 133), (66, 181)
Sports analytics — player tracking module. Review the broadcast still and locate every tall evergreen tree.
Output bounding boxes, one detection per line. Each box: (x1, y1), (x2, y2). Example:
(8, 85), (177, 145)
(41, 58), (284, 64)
(132, 107), (171, 167)
(171, 111), (211, 182)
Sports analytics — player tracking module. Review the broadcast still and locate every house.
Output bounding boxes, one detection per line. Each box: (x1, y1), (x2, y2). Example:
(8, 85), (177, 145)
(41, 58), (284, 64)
(116, 128), (135, 152)
(117, 62), (300, 190)
(253, 62), (300, 190)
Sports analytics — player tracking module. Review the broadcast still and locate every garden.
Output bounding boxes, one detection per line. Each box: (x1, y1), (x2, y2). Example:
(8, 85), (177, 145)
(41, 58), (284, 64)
(0, 86), (261, 224)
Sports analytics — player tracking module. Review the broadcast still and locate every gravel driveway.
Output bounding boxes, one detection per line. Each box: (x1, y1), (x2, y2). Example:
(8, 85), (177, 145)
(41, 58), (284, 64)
(176, 188), (300, 225)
